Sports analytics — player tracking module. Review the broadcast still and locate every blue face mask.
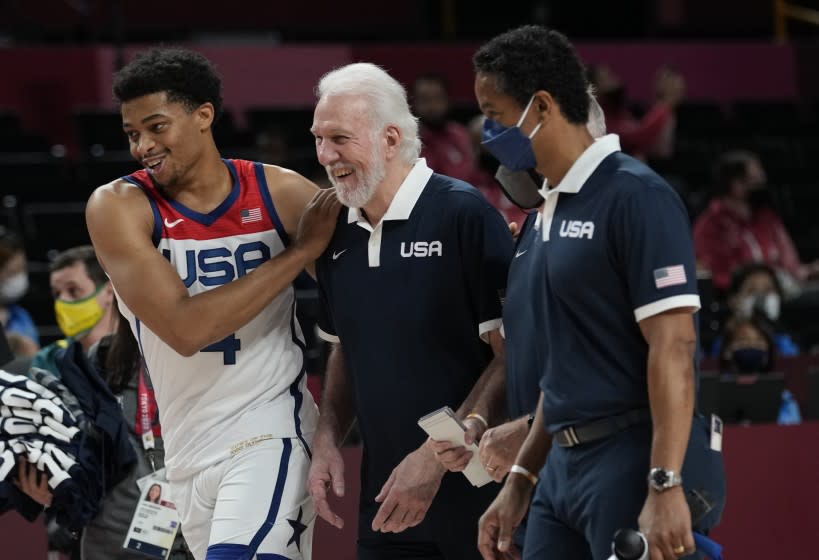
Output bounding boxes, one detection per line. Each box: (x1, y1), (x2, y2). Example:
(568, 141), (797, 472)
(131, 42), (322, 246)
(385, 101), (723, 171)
(481, 95), (542, 172)
(731, 347), (770, 373)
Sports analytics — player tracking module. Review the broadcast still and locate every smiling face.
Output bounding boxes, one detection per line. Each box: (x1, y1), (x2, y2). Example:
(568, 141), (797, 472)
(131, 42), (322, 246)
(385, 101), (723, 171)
(121, 92), (213, 188)
(312, 94), (387, 208)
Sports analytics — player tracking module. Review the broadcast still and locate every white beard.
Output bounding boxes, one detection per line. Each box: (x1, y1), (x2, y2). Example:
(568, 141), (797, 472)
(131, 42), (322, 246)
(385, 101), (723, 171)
(327, 151), (386, 209)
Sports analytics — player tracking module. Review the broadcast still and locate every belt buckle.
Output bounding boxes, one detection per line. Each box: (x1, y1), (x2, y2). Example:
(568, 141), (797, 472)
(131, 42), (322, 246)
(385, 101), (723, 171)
(560, 426), (580, 447)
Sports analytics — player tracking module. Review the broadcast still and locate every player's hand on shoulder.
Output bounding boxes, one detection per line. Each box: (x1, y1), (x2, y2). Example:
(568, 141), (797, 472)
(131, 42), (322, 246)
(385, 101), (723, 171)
(294, 188), (342, 261)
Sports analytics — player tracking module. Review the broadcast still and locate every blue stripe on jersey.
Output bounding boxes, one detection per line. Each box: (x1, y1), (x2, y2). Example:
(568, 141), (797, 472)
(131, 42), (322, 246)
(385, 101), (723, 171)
(123, 175), (162, 247)
(204, 546), (290, 560)
(160, 159), (240, 226)
(204, 544), (245, 559)
(288, 298), (310, 458)
(253, 162), (290, 247)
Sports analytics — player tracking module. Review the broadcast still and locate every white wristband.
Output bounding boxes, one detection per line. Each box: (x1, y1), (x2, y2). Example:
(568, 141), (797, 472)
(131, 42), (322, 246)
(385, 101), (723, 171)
(510, 464), (539, 486)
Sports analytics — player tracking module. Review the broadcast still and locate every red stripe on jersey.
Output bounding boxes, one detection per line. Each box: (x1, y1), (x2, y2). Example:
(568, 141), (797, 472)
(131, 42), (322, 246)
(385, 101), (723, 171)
(128, 160), (277, 241)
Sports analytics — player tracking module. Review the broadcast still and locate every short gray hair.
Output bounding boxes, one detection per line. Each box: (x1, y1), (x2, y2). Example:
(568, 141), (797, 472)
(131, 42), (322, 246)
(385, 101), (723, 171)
(316, 62), (421, 164)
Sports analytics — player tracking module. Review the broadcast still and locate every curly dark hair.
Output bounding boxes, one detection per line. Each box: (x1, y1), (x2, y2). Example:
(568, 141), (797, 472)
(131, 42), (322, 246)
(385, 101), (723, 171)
(113, 48), (223, 121)
(473, 25), (589, 125)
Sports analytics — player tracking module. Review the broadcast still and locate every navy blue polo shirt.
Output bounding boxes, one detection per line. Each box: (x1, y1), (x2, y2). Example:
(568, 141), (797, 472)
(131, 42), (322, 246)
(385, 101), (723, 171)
(316, 159), (513, 494)
(512, 136), (701, 433)
(502, 211), (543, 420)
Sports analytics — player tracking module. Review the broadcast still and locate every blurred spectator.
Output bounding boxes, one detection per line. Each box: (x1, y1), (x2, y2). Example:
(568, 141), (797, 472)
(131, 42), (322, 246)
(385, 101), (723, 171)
(0, 227), (39, 357)
(587, 63), (683, 161)
(710, 262), (798, 357)
(693, 150), (819, 294)
(718, 314), (802, 425)
(412, 73), (477, 181)
(718, 315), (774, 375)
(31, 245), (117, 376)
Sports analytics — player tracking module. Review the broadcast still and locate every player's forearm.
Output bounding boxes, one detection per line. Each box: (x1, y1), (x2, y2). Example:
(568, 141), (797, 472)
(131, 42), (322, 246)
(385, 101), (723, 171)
(513, 392), (551, 474)
(454, 353), (507, 426)
(315, 344), (356, 447)
(171, 246), (311, 355)
(646, 336), (695, 472)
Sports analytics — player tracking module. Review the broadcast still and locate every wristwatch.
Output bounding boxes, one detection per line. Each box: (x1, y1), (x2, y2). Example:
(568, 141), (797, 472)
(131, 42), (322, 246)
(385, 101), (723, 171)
(647, 467), (682, 491)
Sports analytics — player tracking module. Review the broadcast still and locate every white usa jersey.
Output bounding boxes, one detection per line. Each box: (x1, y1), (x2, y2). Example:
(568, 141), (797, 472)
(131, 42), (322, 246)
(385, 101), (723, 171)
(116, 159), (318, 481)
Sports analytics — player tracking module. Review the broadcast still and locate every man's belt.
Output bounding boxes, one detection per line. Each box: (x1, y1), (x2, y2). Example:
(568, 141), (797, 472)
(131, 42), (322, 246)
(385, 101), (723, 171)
(553, 409), (651, 448)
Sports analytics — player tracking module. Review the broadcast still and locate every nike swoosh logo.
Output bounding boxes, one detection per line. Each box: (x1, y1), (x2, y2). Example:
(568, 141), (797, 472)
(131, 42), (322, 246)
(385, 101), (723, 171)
(515, 250), (528, 258)
(332, 249), (347, 260)
(164, 218), (184, 228)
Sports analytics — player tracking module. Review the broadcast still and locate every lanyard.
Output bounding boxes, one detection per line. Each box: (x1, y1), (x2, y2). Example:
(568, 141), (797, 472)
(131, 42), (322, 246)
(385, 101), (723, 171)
(137, 367), (159, 471)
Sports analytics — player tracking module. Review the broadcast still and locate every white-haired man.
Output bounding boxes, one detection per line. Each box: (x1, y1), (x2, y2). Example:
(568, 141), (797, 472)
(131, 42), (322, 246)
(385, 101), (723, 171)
(306, 62), (514, 560)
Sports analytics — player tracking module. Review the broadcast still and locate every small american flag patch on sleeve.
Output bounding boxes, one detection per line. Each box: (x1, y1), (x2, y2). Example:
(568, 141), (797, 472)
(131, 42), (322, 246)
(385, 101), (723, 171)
(654, 265), (687, 289)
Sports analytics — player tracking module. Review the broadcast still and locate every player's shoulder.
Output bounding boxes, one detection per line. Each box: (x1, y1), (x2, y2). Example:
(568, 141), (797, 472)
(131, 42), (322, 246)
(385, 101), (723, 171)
(258, 163), (315, 191)
(256, 162), (320, 233)
(88, 176), (151, 210)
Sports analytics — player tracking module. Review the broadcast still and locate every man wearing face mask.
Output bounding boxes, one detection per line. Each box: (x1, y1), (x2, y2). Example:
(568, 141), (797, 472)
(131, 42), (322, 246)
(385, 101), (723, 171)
(470, 26), (725, 560)
(693, 150), (819, 294)
(0, 228), (39, 357)
(31, 245), (117, 376)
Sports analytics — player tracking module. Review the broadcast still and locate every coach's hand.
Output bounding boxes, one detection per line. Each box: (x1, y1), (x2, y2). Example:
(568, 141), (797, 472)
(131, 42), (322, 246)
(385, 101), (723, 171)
(478, 474), (532, 560)
(428, 415), (486, 472)
(372, 443), (445, 533)
(478, 417), (528, 483)
(307, 434), (346, 529)
(639, 486), (695, 560)
(295, 188), (342, 261)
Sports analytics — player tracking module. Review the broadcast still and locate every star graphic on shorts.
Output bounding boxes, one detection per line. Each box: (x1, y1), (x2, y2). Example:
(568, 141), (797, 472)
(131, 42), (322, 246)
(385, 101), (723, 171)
(287, 506), (307, 552)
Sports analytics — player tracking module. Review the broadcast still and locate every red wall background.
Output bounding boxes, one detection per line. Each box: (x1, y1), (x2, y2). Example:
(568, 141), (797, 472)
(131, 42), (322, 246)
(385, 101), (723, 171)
(2, 422), (817, 559)
(0, 42), (804, 148)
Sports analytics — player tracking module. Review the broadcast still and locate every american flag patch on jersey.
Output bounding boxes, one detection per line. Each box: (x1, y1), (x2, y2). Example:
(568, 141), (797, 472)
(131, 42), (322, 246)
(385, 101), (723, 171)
(240, 208), (262, 224)
(654, 265), (687, 289)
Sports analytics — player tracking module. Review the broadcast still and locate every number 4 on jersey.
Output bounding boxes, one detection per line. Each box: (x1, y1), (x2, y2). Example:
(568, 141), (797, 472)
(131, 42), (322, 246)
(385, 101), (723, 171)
(202, 333), (241, 365)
